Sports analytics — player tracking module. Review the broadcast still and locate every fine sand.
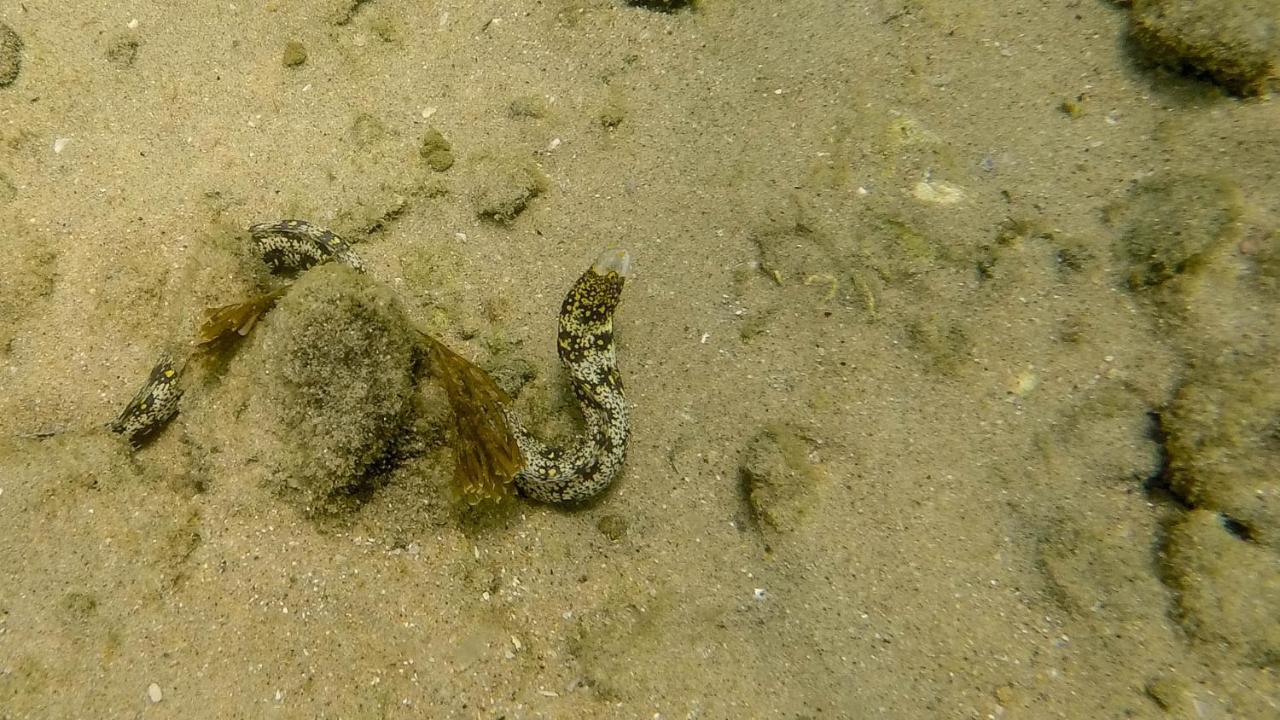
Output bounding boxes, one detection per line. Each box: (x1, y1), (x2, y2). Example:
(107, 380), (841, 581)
(2, 1), (1278, 718)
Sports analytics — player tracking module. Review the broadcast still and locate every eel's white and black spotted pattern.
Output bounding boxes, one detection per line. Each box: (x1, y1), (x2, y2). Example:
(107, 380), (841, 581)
(250, 219), (366, 273)
(109, 354), (184, 445)
(508, 250), (631, 503)
(111, 220), (632, 504)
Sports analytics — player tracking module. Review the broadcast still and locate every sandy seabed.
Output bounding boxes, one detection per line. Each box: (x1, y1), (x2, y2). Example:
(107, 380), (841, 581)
(1, 1), (1278, 718)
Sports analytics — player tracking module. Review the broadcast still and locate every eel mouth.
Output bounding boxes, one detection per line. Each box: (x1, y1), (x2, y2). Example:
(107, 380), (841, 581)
(592, 248), (631, 278)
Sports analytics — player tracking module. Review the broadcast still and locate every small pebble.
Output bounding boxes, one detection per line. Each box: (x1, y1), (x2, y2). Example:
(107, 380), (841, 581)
(146, 683), (163, 703)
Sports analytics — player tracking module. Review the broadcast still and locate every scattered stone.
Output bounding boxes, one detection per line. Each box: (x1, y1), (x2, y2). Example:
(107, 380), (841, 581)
(739, 424), (824, 533)
(1162, 509), (1280, 666)
(419, 128), (454, 172)
(0, 22), (22, 87)
(596, 514), (628, 541)
(1130, 0), (1279, 96)
(626, 0), (696, 12)
(1106, 172), (1242, 291)
(469, 154), (548, 224)
(282, 40), (308, 68)
(146, 683), (163, 704)
(250, 263), (419, 505)
(105, 32), (140, 67)
(508, 95), (549, 119)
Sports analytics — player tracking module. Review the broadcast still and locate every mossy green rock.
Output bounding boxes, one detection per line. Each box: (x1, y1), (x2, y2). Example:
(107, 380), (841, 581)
(508, 95), (549, 119)
(0, 22), (22, 86)
(419, 128), (454, 172)
(282, 40), (307, 68)
(1162, 509), (1280, 665)
(1107, 173), (1241, 290)
(1130, 0), (1280, 96)
(1164, 359), (1280, 552)
(469, 154), (548, 223)
(252, 263), (418, 503)
(739, 424), (824, 533)
(626, 0), (695, 12)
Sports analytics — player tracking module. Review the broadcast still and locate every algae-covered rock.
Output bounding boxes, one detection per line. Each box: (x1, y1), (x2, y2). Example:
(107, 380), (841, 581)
(1130, 0), (1279, 96)
(739, 424), (824, 533)
(596, 513), (628, 541)
(508, 95), (549, 120)
(1162, 509), (1280, 666)
(251, 263), (419, 503)
(626, 0), (696, 11)
(104, 32), (139, 67)
(1038, 514), (1164, 623)
(1106, 173), (1241, 291)
(1163, 359), (1280, 552)
(599, 89), (627, 129)
(1144, 674), (1231, 719)
(0, 229), (57, 349)
(419, 128), (454, 172)
(469, 153), (548, 223)
(904, 310), (971, 376)
(282, 40), (307, 68)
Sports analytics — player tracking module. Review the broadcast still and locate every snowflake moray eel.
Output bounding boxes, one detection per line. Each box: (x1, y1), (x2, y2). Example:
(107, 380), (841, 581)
(110, 220), (631, 504)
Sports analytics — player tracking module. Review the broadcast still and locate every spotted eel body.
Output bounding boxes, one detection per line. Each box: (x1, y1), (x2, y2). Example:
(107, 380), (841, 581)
(508, 249), (631, 503)
(109, 354), (184, 445)
(111, 220), (631, 504)
(250, 220), (366, 273)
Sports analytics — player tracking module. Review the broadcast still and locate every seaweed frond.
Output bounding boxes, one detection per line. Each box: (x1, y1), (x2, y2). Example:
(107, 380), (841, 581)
(196, 288), (287, 346)
(421, 333), (524, 504)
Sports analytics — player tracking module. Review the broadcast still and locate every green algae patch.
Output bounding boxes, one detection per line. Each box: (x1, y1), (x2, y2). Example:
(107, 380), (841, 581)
(1162, 509), (1280, 666)
(1130, 0), (1279, 96)
(250, 263), (419, 505)
(1106, 172), (1242, 291)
